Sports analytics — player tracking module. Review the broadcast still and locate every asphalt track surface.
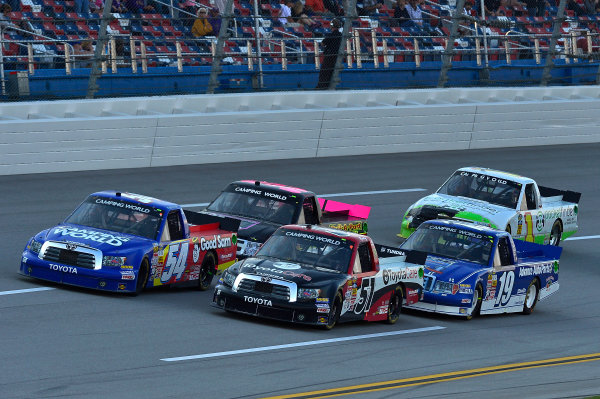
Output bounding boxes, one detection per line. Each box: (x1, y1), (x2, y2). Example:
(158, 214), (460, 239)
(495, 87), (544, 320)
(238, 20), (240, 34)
(1, 143), (599, 399)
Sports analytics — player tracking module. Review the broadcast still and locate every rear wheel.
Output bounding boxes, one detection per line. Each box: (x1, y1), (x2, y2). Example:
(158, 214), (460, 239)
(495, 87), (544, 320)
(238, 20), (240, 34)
(386, 285), (403, 324)
(198, 252), (216, 291)
(323, 292), (342, 330)
(550, 220), (562, 246)
(134, 258), (150, 296)
(522, 279), (539, 315)
(466, 284), (482, 320)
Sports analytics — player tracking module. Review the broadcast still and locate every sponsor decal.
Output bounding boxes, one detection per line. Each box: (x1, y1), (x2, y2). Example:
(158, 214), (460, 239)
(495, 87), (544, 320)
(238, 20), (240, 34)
(193, 243), (201, 263)
(200, 235), (232, 251)
(95, 198), (152, 213)
(546, 276), (554, 289)
(327, 221), (365, 233)
(261, 276), (272, 283)
(382, 267), (420, 285)
(244, 296), (273, 306)
(316, 307), (329, 313)
(536, 211), (544, 232)
(120, 271), (135, 280)
(118, 283), (127, 290)
(553, 261), (559, 274)
(461, 298), (471, 304)
(317, 316), (328, 324)
(121, 265), (134, 269)
(234, 186), (288, 201)
(316, 298), (329, 303)
(272, 262), (301, 270)
(54, 227), (130, 247)
(49, 264), (77, 274)
(516, 288), (526, 295)
(252, 265), (312, 281)
(378, 246), (405, 256)
(459, 308), (467, 314)
(518, 263), (553, 277)
(459, 284), (473, 294)
(284, 231), (341, 246)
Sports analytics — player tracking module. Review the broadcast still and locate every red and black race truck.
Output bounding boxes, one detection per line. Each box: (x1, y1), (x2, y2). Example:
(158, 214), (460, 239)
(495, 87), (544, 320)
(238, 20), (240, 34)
(201, 181), (370, 258)
(212, 224), (424, 329)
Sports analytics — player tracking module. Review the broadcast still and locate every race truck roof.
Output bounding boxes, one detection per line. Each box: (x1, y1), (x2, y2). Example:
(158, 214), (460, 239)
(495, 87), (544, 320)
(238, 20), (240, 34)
(457, 167), (535, 186)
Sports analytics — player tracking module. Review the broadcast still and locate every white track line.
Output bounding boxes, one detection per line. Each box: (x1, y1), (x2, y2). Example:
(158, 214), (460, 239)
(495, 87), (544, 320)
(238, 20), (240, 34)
(160, 326), (445, 362)
(182, 188), (427, 208)
(565, 235), (600, 241)
(0, 287), (55, 296)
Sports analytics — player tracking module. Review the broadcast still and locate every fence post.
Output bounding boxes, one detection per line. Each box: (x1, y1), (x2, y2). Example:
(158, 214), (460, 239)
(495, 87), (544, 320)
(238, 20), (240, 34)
(346, 38), (353, 68)
(65, 43), (72, 75)
(27, 43), (34, 75)
(354, 30), (361, 68)
(504, 39), (511, 64)
(314, 39), (320, 69)
(176, 41), (183, 72)
(382, 39), (389, 68)
(371, 29), (378, 68)
(534, 38), (540, 64)
(141, 42), (148, 73)
(130, 37), (137, 73)
(414, 38), (420, 67)
(281, 40), (287, 70)
(110, 37), (117, 73)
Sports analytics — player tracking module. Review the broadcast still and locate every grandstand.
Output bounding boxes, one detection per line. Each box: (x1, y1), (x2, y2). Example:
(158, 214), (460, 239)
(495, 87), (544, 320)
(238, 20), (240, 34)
(1, 0), (600, 98)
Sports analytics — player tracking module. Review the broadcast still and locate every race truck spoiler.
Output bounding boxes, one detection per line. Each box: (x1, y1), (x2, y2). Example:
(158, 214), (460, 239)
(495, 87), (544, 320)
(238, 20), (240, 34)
(538, 186), (581, 204)
(318, 198), (370, 219)
(183, 210), (241, 233)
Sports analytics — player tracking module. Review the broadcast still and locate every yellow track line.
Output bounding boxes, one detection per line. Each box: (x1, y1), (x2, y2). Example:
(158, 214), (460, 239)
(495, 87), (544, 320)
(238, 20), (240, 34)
(261, 353), (600, 399)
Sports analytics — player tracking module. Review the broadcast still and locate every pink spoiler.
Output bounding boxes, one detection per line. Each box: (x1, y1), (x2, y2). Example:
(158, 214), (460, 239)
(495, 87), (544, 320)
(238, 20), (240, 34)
(318, 198), (371, 219)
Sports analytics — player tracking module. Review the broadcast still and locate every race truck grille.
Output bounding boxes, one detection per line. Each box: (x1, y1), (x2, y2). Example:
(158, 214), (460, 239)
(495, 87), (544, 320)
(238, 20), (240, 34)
(234, 274), (296, 302)
(410, 206), (458, 229)
(40, 242), (102, 270)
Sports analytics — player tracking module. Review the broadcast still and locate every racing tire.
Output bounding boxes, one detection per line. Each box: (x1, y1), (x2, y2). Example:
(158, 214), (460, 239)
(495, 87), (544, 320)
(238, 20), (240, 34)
(133, 258), (150, 296)
(522, 279), (539, 315)
(198, 252), (217, 291)
(550, 220), (562, 247)
(465, 284), (483, 320)
(322, 292), (342, 330)
(386, 285), (403, 324)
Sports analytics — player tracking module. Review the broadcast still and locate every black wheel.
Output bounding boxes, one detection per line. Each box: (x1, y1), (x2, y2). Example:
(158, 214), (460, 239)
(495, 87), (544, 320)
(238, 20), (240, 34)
(386, 285), (403, 324)
(134, 258), (150, 296)
(522, 279), (539, 315)
(550, 220), (562, 246)
(198, 252), (216, 291)
(465, 284), (482, 320)
(322, 292), (342, 330)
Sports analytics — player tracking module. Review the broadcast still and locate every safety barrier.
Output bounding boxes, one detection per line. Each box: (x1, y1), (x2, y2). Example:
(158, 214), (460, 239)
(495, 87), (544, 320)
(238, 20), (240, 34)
(1, 86), (600, 175)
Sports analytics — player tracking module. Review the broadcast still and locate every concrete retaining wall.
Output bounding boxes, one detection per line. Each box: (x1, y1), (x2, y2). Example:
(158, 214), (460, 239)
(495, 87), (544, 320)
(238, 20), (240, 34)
(1, 87), (600, 175)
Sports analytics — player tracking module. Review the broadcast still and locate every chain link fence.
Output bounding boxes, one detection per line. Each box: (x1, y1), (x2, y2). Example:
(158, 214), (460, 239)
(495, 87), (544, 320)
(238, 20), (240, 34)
(1, 0), (599, 100)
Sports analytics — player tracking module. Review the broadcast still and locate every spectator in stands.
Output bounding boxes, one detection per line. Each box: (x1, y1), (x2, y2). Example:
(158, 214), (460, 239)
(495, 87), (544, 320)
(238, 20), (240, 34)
(5, 0), (19, 12)
(356, 0), (383, 16)
(111, 0), (127, 13)
(305, 0), (328, 16)
(405, 0), (425, 26)
(74, 40), (94, 67)
(566, 0), (589, 15)
(125, 0), (154, 13)
(464, 0), (478, 17)
(483, 0), (501, 16)
(524, 0), (545, 17)
(192, 7), (214, 36)
(291, 1), (317, 28)
(0, 3), (15, 29)
(323, 0), (342, 15)
(316, 18), (342, 89)
(208, 7), (221, 34)
(392, 0), (414, 27)
(89, 0), (104, 13)
(75, 0), (90, 14)
(277, 0), (294, 26)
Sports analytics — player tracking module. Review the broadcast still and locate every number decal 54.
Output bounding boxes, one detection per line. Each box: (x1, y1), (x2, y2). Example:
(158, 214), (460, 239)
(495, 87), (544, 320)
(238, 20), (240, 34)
(161, 242), (189, 283)
(494, 271), (515, 307)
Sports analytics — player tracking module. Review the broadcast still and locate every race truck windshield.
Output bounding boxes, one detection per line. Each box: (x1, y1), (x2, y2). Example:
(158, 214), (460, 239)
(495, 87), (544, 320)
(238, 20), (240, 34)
(206, 187), (298, 225)
(401, 224), (494, 266)
(437, 171), (523, 209)
(64, 196), (164, 240)
(257, 229), (354, 273)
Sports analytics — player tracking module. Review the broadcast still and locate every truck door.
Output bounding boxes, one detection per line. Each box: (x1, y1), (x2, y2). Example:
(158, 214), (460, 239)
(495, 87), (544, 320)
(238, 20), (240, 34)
(517, 183), (541, 242)
(346, 243), (378, 320)
(157, 210), (190, 285)
(483, 237), (520, 312)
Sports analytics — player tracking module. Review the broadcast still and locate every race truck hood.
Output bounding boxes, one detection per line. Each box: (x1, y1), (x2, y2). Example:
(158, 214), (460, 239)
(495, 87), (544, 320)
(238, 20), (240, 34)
(201, 211), (279, 243)
(412, 194), (515, 228)
(423, 255), (485, 287)
(38, 223), (152, 255)
(233, 257), (343, 286)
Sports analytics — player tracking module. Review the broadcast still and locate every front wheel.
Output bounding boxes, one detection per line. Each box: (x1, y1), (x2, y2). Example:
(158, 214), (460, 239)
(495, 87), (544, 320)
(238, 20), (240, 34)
(322, 292), (342, 330)
(550, 220), (562, 246)
(133, 258), (150, 296)
(522, 279), (539, 315)
(386, 285), (403, 324)
(465, 284), (482, 320)
(198, 252), (216, 291)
